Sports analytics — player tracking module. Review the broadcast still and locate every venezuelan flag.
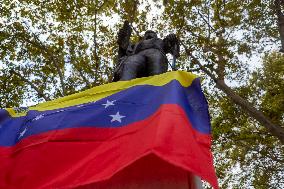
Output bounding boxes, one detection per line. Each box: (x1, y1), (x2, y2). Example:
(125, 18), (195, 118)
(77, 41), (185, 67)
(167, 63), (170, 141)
(0, 71), (218, 189)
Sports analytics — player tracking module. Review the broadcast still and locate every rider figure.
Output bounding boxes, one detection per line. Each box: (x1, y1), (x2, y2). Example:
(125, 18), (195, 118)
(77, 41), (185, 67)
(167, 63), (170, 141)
(113, 21), (180, 81)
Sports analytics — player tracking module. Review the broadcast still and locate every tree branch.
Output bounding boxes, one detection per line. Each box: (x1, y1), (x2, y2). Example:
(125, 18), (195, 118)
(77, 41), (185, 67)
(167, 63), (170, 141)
(93, 2), (100, 84)
(78, 68), (92, 88)
(129, 22), (141, 39)
(182, 42), (284, 145)
(186, 67), (202, 72)
(20, 23), (67, 96)
(195, 7), (216, 35)
(11, 70), (51, 101)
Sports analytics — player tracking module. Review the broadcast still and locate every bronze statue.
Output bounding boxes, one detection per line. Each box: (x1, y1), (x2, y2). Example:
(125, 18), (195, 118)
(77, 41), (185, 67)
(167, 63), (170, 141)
(113, 21), (180, 81)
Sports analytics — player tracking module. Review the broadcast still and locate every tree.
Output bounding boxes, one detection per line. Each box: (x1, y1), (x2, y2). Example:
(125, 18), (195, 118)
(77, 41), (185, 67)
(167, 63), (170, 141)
(211, 52), (284, 188)
(157, 1), (284, 187)
(158, 0), (284, 143)
(0, 0), (119, 104)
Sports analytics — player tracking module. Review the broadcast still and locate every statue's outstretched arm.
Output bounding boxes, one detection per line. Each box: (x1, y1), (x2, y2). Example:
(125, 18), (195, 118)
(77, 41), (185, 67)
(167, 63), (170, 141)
(163, 34), (180, 58)
(117, 21), (132, 58)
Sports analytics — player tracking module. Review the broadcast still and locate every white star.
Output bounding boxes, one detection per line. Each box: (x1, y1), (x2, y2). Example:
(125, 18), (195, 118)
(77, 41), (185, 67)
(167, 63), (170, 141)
(55, 109), (65, 113)
(109, 111), (125, 123)
(102, 100), (116, 108)
(33, 114), (44, 121)
(18, 128), (27, 139)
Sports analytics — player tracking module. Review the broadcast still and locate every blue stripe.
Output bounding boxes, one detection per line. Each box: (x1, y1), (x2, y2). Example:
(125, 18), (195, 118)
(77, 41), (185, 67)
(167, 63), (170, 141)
(0, 79), (211, 146)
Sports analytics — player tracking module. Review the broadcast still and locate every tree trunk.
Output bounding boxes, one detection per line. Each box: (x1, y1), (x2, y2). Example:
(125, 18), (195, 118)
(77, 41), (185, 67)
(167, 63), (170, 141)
(184, 46), (284, 145)
(215, 79), (284, 144)
(274, 0), (284, 52)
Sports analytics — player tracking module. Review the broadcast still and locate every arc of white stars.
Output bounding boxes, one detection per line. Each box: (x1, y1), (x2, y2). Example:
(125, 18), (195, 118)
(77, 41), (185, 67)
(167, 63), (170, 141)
(109, 111), (125, 123)
(102, 100), (116, 108)
(18, 127), (27, 139)
(76, 104), (84, 108)
(55, 109), (65, 113)
(33, 114), (44, 121)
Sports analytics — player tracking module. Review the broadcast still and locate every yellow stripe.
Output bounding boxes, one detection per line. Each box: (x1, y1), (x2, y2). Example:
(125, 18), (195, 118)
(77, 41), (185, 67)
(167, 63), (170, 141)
(6, 108), (16, 117)
(7, 71), (197, 117)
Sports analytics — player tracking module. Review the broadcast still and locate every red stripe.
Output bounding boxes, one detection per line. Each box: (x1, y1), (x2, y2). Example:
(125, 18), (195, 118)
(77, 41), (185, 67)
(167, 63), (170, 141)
(0, 104), (218, 189)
